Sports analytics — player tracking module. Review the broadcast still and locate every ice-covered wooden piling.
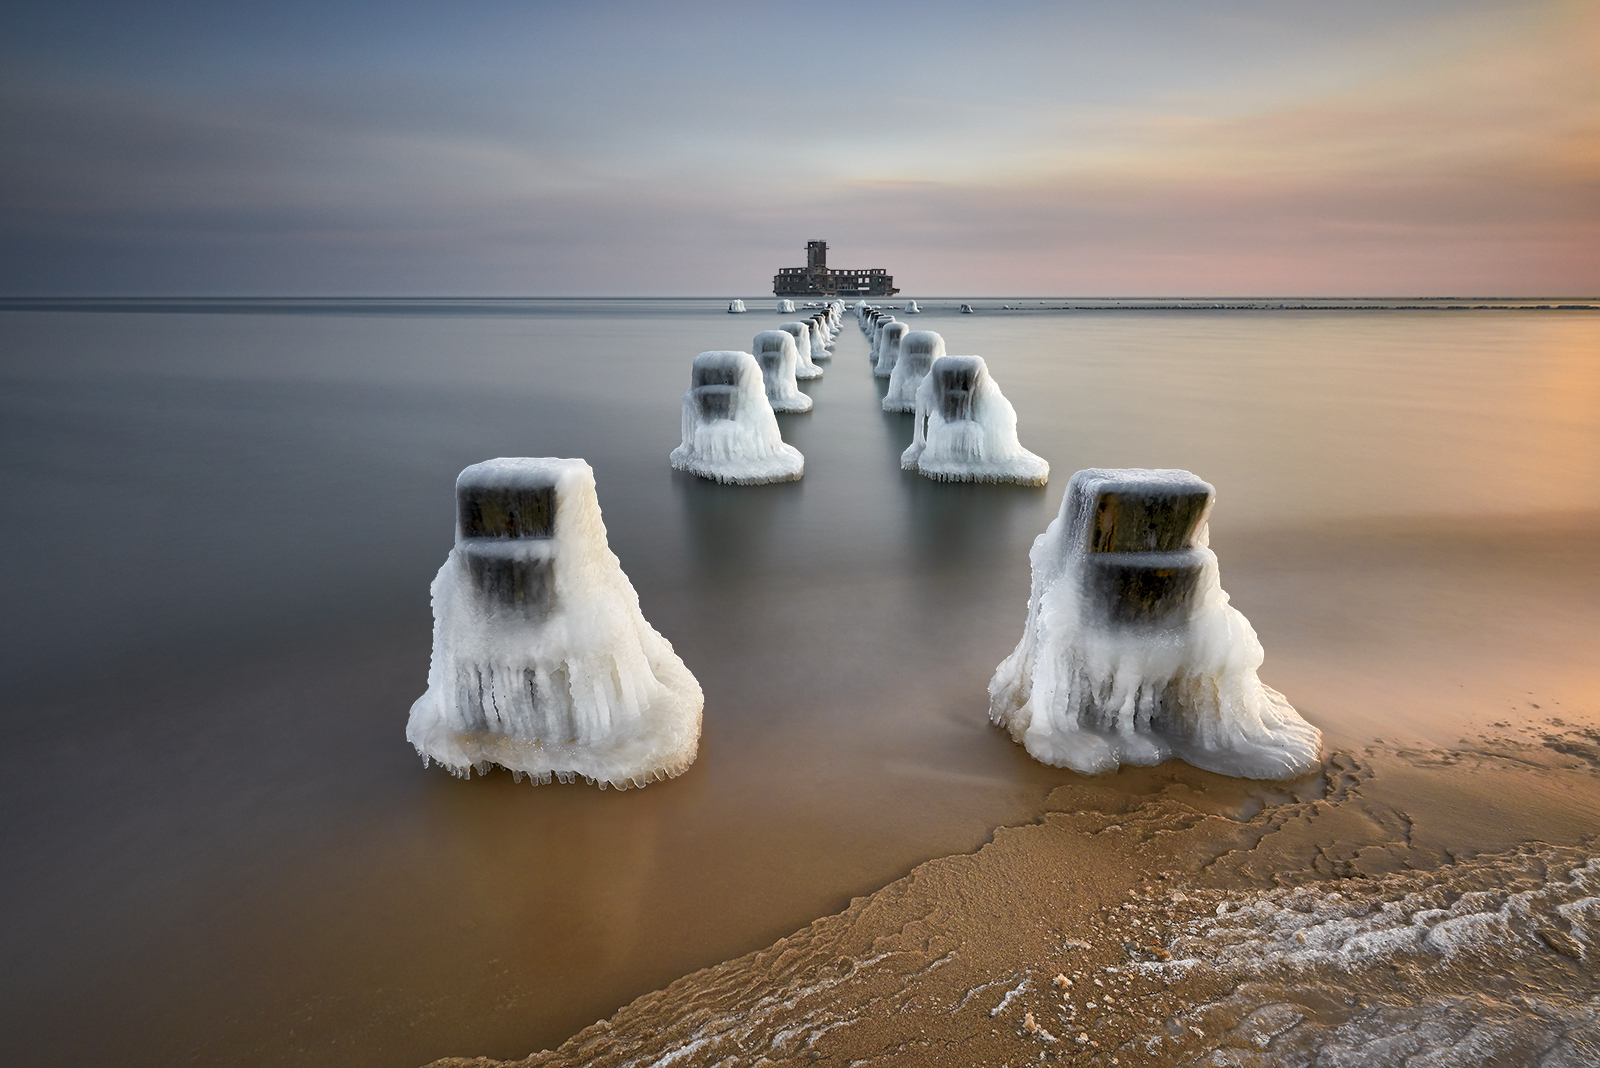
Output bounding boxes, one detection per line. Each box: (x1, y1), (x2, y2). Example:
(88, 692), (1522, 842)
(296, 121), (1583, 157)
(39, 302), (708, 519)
(901, 355), (1048, 485)
(752, 331), (814, 413)
(671, 350), (804, 484)
(1075, 471), (1213, 630)
(883, 329), (944, 412)
(456, 469), (557, 619)
(989, 468), (1322, 780)
(873, 321), (909, 378)
(778, 322), (824, 380)
(408, 458), (704, 789)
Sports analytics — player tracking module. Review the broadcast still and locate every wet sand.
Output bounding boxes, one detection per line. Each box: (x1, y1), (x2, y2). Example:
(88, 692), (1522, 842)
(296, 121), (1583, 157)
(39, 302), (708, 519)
(430, 730), (1600, 1067)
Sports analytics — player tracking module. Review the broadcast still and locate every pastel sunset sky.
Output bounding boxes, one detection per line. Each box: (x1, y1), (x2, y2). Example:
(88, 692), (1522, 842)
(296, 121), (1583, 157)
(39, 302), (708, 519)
(2, 0), (1595, 295)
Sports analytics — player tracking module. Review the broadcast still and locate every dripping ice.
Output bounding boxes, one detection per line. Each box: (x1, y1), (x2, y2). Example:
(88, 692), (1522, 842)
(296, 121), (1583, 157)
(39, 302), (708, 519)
(988, 468), (1322, 779)
(883, 329), (944, 412)
(670, 350), (804, 484)
(751, 330), (813, 413)
(777, 322), (824, 380)
(901, 355), (1048, 486)
(407, 458), (704, 789)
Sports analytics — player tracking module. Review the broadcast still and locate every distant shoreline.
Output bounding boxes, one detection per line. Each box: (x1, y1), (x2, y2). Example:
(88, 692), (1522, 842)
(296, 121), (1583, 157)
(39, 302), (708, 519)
(2, 295), (1597, 315)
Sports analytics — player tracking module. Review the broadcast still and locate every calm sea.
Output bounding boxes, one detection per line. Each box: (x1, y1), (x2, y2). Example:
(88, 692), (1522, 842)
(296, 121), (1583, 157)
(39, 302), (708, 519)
(2, 298), (1597, 1066)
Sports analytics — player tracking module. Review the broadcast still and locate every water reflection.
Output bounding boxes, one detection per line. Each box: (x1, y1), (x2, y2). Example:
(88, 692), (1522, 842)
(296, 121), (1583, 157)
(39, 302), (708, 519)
(899, 477), (1048, 575)
(672, 469), (804, 579)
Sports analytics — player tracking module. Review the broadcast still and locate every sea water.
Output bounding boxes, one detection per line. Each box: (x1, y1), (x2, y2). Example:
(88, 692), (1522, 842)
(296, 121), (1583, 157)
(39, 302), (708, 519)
(0, 297), (1596, 1067)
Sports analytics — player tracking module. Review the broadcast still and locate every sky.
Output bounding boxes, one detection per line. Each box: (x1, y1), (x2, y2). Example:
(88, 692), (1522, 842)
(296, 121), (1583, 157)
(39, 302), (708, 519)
(1, 0), (1596, 296)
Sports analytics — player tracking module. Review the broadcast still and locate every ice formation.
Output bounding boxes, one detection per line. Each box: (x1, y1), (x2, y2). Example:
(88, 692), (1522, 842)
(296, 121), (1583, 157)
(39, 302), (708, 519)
(777, 322), (824, 379)
(751, 330), (814, 413)
(904, 300), (920, 313)
(882, 329), (945, 412)
(727, 299), (746, 313)
(806, 314), (833, 360)
(872, 320), (909, 379)
(776, 299), (795, 314)
(901, 355), (1048, 485)
(870, 317), (899, 365)
(407, 458), (704, 789)
(670, 350), (804, 484)
(988, 468), (1322, 779)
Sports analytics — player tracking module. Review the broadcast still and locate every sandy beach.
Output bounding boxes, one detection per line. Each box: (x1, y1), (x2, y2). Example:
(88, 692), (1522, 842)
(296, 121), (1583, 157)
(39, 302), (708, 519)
(431, 725), (1600, 1066)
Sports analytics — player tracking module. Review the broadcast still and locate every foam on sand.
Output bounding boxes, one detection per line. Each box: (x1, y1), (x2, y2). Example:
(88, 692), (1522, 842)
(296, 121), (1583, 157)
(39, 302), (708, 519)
(407, 458), (704, 789)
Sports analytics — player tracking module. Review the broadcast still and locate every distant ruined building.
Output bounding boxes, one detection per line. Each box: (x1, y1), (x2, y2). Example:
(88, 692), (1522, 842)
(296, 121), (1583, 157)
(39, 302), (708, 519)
(773, 241), (899, 297)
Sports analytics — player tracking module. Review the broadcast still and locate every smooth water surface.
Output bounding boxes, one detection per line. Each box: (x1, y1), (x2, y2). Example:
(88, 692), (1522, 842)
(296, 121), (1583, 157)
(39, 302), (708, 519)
(1, 300), (1596, 1065)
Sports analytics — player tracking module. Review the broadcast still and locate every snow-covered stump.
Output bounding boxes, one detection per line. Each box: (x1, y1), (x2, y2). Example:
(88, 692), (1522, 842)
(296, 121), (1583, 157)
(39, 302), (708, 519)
(752, 330), (814, 413)
(407, 458), (705, 789)
(670, 350), (804, 484)
(900, 355), (1048, 485)
(883, 330), (945, 411)
(988, 468), (1323, 780)
(873, 321), (909, 379)
(778, 322), (824, 379)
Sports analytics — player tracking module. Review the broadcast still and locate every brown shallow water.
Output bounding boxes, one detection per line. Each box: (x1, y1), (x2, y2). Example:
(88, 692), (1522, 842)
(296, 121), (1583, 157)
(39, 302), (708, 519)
(0, 300), (1596, 1066)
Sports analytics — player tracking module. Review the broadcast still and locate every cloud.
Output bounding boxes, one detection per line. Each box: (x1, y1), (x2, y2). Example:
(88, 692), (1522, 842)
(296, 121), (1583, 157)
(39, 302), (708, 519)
(0, 0), (1594, 294)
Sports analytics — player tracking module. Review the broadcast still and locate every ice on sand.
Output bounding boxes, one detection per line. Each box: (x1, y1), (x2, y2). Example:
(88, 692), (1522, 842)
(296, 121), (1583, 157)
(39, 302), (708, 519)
(408, 458), (704, 789)
(777, 322), (824, 379)
(751, 331), (814, 413)
(901, 355), (1048, 485)
(670, 350), (804, 484)
(873, 321), (909, 379)
(989, 468), (1322, 779)
(883, 329), (944, 411)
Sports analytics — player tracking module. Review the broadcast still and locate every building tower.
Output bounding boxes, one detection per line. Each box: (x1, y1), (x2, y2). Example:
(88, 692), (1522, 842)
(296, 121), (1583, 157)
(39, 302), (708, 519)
(806, 241), (828, 271)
